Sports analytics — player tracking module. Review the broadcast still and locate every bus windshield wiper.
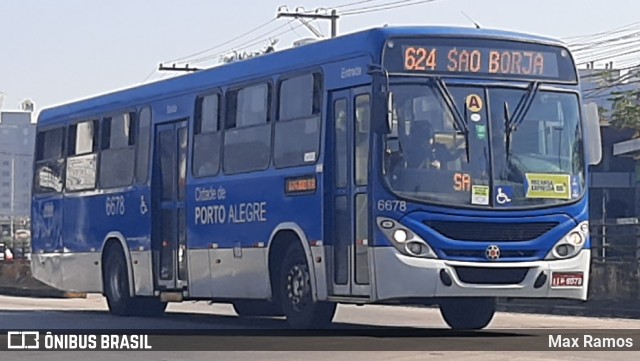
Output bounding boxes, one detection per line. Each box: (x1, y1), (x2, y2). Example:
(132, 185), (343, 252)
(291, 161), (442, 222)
(503, 102), (512, 160)
(504, 81), (540, 158)
(431, 77), (470, 162)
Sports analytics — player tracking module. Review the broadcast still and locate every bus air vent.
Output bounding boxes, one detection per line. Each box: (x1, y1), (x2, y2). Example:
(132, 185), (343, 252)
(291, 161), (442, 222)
(454, 266), (529, 285)
(424, 221), (558, 242)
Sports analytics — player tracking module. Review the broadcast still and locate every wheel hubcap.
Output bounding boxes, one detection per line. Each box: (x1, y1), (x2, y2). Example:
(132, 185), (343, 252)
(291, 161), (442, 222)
(287, 264), (310, 312)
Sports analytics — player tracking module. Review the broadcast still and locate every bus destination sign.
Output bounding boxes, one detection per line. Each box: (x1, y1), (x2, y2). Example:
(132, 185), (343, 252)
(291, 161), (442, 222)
(384, 38), (577, 82)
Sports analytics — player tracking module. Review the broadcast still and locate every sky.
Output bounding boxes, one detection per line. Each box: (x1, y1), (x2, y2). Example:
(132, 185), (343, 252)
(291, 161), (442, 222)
(0, 0), (637, 114)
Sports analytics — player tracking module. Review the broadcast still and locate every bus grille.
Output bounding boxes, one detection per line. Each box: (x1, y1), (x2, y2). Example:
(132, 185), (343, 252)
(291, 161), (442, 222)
(454, 266), (529, 285)
(442, 249), (537, 259)
(424, 221), (558, 241)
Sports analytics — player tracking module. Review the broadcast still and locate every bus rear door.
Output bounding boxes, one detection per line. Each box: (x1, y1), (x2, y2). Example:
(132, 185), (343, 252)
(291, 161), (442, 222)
(329, 87), (372, 297)
(152, 120), (189, 292)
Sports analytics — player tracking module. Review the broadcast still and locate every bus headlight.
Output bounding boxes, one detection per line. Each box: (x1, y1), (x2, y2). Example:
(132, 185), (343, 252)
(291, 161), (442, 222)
(546, 221), (588, 260)
(393, 229), (408, 243)
(377, 217), (438, 259)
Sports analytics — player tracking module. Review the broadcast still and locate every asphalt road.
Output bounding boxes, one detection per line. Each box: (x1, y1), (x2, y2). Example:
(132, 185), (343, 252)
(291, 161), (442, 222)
(1, 294), (639, 360)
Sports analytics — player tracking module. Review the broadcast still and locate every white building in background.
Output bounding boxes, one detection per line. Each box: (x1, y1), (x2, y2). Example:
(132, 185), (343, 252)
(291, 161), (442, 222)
(0, 100), (36, 220)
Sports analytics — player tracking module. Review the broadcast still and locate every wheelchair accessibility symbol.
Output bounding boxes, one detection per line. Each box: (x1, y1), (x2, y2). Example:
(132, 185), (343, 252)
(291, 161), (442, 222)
(495, 187), (513, 205)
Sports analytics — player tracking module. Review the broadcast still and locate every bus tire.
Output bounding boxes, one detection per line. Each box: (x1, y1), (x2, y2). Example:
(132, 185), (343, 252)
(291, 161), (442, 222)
(104, 249), (166, 317)
(278, 243), (336, 329)
(232, 300), (283, 317)
(439, 297), (496, 330)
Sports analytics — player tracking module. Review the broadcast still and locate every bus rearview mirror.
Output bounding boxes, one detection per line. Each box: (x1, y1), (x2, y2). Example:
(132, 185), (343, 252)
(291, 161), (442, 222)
(373, 91), (394, 134)
(582, 102), (602, 166)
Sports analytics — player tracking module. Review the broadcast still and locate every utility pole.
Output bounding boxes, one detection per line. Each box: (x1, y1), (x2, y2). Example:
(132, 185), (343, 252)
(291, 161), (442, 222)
(277, 7), (340, 38)
(10, 157), (14, 240)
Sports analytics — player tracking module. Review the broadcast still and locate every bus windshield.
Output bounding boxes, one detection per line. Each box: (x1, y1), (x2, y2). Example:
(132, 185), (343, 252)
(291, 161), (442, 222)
(383, 82), (585, 208)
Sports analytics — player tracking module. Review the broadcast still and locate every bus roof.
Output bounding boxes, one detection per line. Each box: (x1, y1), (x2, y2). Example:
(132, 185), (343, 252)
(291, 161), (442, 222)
(37, 26), (566, 125)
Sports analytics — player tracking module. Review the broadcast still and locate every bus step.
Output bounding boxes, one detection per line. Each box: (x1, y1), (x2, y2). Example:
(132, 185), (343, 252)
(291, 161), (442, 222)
(160, 292), (183, 303)
(327, 296), (370, 304)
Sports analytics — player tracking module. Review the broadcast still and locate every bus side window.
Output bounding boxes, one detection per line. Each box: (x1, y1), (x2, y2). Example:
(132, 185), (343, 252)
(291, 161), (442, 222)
(334, 99), (348, 188)
(193, 94), (221, 177)
(34, 127), (66, 194)
(100, 112), (136, 188)
(66, 119), (99, 191)
(223, 83), (272, 174)
(355, 94), (370, 186)
(135, 107), (152, 183)
(274, 73), (322, 168)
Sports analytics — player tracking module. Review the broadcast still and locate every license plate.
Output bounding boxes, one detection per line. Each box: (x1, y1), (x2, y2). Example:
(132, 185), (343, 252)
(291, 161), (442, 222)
(551, 272), (584, 287)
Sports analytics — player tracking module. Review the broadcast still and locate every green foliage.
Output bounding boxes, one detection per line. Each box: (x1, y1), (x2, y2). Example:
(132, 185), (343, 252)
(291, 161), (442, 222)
(608, 90), (640, 130)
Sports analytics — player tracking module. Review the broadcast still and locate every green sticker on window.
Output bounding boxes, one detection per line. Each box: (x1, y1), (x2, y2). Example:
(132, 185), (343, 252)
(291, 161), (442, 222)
(475, 124), (486, 140)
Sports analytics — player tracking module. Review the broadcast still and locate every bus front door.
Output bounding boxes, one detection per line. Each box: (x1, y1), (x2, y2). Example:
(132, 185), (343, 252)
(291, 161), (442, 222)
(152, 120), (189, 291)
(329, 88), (371, 297)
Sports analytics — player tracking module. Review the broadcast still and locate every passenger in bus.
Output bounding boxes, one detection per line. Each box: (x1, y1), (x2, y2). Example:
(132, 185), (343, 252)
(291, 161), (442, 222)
(403, 121), (442, 169)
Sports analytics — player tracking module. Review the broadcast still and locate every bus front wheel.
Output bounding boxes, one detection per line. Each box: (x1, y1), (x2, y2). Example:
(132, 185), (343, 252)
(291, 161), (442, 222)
(439, 297), (496, 330)
(104, 248), (167, 317)
(278, 243), (336, 329)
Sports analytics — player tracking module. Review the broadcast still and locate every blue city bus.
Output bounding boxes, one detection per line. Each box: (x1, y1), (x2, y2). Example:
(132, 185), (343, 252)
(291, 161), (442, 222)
(31, 26), (602, 329)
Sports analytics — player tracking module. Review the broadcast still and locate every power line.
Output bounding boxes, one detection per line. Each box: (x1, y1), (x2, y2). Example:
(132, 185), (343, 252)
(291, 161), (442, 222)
(141, 67), (158, 83)
(582, 72), (640, 97)
(566, 22), (640, 45)
(165, 18), (278, 64)
(572, 31), (640, 54)
(583, 80), (640, 96)
(342, 0), (439, 15)
(332, 0), (379, 8)
(579, 63), (640, 81)
(578, 46), (640, 66)
(187, 20), (307, 65)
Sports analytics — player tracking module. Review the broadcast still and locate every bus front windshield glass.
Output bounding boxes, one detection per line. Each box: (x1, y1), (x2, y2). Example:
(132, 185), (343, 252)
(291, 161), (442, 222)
(383, 83), (585, 208)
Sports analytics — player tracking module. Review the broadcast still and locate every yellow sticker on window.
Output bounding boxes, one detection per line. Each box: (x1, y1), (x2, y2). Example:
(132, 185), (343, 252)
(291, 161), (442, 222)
(466, 94), (483, 112)
(471, 185), (489, 205)
(525, 173), (571, 199)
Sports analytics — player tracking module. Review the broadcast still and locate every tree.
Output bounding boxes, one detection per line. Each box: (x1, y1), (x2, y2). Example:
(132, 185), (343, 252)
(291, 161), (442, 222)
(608, 89), (640, 131)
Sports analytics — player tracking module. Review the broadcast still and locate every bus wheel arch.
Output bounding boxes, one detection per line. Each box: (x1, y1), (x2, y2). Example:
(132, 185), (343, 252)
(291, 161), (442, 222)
(267, 226), (318, 302)
(101, 236), (167, 317)
(267, 226), (336, 328)
(277, 242), (336, 328)
(100, 234), (134, 298)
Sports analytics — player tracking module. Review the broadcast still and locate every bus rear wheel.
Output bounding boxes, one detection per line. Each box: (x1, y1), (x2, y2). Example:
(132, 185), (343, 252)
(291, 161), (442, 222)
(104, 248), (167, 317)
(439, 297), (496, 330)
(232, 300), (283, 317)
(278, 244), (336, 329)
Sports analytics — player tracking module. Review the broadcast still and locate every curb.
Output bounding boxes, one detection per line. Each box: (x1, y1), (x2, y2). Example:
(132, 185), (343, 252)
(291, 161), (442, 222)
(0, 287), (87, 299)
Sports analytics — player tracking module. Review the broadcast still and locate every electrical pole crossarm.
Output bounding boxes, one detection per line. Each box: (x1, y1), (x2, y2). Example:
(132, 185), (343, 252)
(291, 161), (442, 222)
(158, 63), (201, 72)
(277, 8), (339, 38)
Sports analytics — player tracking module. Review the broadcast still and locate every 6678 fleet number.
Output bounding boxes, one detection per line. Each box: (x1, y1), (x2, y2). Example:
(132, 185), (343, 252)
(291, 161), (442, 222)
(377, 200), (407, 212)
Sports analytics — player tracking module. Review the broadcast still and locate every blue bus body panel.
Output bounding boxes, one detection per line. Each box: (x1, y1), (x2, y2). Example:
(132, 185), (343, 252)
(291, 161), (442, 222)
(32, 188), (153, 254)
(187, 167), (323, 250)
(32, 196), (64, 253)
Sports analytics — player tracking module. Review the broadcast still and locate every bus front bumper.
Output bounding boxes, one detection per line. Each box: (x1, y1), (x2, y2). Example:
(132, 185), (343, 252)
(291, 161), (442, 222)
(373, 247), (590, 301)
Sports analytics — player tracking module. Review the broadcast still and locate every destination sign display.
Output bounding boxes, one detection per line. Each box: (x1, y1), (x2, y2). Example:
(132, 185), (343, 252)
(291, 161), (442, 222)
(383, 38), (577, 82)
